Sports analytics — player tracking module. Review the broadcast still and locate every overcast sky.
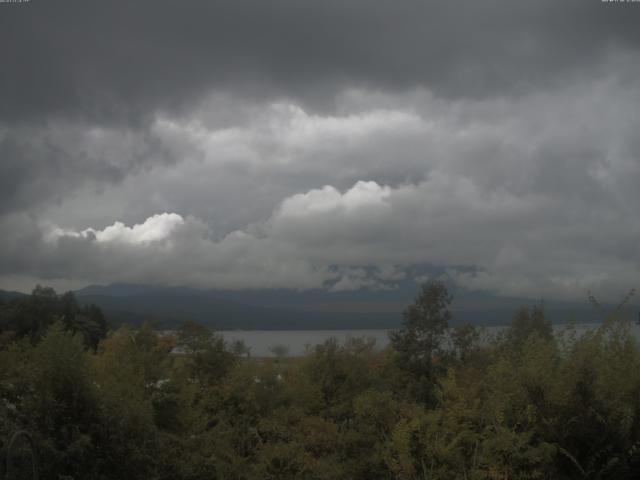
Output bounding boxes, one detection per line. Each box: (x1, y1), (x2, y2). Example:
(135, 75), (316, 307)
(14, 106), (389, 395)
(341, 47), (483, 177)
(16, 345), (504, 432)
(1, 0), (640, 300)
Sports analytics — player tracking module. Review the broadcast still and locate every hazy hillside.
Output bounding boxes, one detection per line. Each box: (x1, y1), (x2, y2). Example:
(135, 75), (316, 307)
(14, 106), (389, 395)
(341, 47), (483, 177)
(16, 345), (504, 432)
(74, 287), (401, 330)
(2, 283), (630, 330)
(0, 290), (28, 301)
(70, 283), (626, 330)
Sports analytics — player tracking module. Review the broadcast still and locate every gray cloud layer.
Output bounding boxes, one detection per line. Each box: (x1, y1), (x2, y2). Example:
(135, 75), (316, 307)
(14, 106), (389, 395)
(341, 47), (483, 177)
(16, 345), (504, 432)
(2, 0), (639, 123)
(2, 1), (640, 300)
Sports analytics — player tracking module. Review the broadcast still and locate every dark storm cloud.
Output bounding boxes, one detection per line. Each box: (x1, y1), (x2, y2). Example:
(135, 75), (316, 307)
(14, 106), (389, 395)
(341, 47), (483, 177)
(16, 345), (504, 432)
(2, 0), (639, 123)
(0, 122), (173, 214)
(2, 0), (640, 299)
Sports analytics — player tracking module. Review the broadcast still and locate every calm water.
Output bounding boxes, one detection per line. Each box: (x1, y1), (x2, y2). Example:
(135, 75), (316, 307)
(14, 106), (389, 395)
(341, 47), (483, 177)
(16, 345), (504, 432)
(219, 322), (640, 357)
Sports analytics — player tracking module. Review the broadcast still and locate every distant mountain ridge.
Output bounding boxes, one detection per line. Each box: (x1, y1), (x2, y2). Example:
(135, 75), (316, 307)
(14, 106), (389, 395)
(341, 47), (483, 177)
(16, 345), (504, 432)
(0, 290), (28, 301)
(75, 288), (400, 330)
(70, 283), (628, 330)
(3, 283), (631, 330)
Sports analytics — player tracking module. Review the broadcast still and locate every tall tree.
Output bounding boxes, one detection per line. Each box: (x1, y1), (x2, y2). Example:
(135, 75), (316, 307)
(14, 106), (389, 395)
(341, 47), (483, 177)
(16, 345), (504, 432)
(389, 280), (452, 404)
(504, 304), (552, 352)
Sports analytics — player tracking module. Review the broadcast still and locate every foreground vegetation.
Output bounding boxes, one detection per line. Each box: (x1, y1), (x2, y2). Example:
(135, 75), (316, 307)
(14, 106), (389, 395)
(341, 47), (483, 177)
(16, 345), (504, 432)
(1, 283), (640, 479)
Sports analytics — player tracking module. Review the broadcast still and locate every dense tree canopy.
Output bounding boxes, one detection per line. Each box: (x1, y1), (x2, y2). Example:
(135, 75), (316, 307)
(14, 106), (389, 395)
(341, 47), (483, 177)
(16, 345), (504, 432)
(2, 285), (640, 479)
(0, 286), (107, 349)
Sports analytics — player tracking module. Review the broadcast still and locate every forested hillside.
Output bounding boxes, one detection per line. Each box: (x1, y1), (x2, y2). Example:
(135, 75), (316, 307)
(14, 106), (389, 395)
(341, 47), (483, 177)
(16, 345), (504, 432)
(1, 283), (640, 479)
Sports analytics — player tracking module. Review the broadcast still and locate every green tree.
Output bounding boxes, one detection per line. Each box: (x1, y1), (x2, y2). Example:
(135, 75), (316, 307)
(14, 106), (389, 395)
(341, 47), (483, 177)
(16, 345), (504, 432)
(178, 320), (236, 385)
(269, 344), (289, 363)
(389, 280), (452, 404)
(26, 322), (101, 479)
(504, 304), (552, 352)
(0, 286), (107, 349)
(450, 323), (481, 362)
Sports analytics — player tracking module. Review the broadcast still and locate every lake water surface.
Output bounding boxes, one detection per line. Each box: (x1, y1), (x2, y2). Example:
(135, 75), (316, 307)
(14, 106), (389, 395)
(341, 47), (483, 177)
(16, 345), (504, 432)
(219, 322), (640, 357)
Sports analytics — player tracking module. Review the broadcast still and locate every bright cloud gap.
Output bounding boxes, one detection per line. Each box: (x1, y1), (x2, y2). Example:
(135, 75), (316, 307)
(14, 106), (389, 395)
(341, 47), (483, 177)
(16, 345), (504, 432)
(31, 175), (638, 301)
